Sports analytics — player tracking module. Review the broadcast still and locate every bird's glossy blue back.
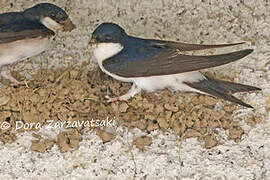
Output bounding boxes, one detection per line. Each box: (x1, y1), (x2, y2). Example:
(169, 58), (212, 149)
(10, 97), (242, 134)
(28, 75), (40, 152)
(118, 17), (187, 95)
(112, 36), (167, 63)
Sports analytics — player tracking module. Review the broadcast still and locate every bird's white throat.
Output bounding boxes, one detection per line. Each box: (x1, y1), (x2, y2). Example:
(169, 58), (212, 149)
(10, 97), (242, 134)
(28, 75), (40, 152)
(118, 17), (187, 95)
(92, 42), (130, 82)
(93, 43), (123, 62)
(41, 17), (62, 31)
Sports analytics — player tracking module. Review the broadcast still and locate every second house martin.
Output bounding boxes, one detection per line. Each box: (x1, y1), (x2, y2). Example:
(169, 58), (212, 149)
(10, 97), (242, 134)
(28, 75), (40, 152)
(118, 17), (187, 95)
(0, 3), (76, 84)
(90, 22), (261, 108)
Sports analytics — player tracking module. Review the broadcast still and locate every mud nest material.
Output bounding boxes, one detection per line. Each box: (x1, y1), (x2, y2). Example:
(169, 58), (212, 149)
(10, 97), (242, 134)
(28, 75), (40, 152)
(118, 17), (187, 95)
(0, 63), (261, 152)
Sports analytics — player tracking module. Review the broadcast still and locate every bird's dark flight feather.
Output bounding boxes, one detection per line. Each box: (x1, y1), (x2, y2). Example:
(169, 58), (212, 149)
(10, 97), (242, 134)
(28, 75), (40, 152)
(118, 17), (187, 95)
(151, 39), (244, 51)
(184, 75), (261, 108)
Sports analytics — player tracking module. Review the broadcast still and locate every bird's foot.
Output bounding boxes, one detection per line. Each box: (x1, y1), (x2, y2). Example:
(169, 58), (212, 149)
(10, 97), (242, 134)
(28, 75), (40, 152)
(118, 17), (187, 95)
(5, 75), (28, 87)
(1, 69), (29, 87)
(11, 79), (29, 87)
(105, 95), (129, 103)
(105, 84), (142, 103)
(5, 76), (27, 86)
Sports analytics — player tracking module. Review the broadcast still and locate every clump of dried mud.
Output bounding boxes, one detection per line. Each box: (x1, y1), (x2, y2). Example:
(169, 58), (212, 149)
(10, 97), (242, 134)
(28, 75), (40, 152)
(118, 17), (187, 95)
(0, 63), (261, 152)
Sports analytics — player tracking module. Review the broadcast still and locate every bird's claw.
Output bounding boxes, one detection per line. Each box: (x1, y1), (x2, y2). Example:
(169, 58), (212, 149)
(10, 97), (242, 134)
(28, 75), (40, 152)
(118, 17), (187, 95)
(105, 95), (119, 103)
(105, 95), (128, 103)
(11, 79), (29, 87)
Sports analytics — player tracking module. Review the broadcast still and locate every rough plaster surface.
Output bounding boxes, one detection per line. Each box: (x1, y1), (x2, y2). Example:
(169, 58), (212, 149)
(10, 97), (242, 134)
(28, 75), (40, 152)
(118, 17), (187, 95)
(0, 0), (269, 179)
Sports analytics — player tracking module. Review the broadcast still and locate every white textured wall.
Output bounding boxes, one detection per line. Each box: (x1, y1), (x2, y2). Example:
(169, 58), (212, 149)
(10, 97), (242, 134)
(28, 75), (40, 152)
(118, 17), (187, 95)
(0, 0), (269, 179)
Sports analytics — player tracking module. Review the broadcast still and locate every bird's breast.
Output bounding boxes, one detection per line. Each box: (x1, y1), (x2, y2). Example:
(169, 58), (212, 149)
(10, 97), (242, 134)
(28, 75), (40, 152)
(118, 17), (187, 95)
(0, 37), (50, 67)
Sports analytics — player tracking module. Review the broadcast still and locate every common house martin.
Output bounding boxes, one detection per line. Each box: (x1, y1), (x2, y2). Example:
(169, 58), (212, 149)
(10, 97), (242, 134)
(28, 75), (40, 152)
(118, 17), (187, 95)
(0, 3), (76, 84)
(90, 22), (261, 108)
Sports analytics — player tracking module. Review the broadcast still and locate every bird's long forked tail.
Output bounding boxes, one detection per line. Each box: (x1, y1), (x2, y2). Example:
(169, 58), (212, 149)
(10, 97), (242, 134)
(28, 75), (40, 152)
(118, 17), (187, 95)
(184, 75), (261, 108)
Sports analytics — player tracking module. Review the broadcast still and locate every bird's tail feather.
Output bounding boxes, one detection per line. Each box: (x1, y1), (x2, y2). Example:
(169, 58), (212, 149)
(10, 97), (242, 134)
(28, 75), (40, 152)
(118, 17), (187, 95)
(184, 75), (261, 108)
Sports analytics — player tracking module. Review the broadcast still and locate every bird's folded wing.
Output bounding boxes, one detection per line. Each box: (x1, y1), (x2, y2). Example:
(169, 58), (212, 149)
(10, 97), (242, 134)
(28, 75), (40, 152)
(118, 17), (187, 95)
(0, 12), (24, 26)
(147, 39), (245, 51)
(103, 48), (253, 77)
(163, 41), (244, 51)
(0, 20), (55, 44)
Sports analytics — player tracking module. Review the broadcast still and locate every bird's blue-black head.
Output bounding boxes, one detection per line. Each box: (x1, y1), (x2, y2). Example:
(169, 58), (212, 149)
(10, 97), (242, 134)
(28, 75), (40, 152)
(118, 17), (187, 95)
(24, 3), (68, 23)
(91, 23), (128, 44)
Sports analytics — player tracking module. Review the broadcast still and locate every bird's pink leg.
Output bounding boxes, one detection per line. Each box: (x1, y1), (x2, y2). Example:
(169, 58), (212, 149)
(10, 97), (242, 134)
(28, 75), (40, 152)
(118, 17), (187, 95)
(1, 66), (25, 85)
(105, 83), (141, 103)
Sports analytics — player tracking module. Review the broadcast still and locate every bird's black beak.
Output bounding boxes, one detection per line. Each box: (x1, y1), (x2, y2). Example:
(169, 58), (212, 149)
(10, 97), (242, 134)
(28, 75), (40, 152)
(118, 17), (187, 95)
(89, 38), (97, 45)
(59, 18), (76, 32)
